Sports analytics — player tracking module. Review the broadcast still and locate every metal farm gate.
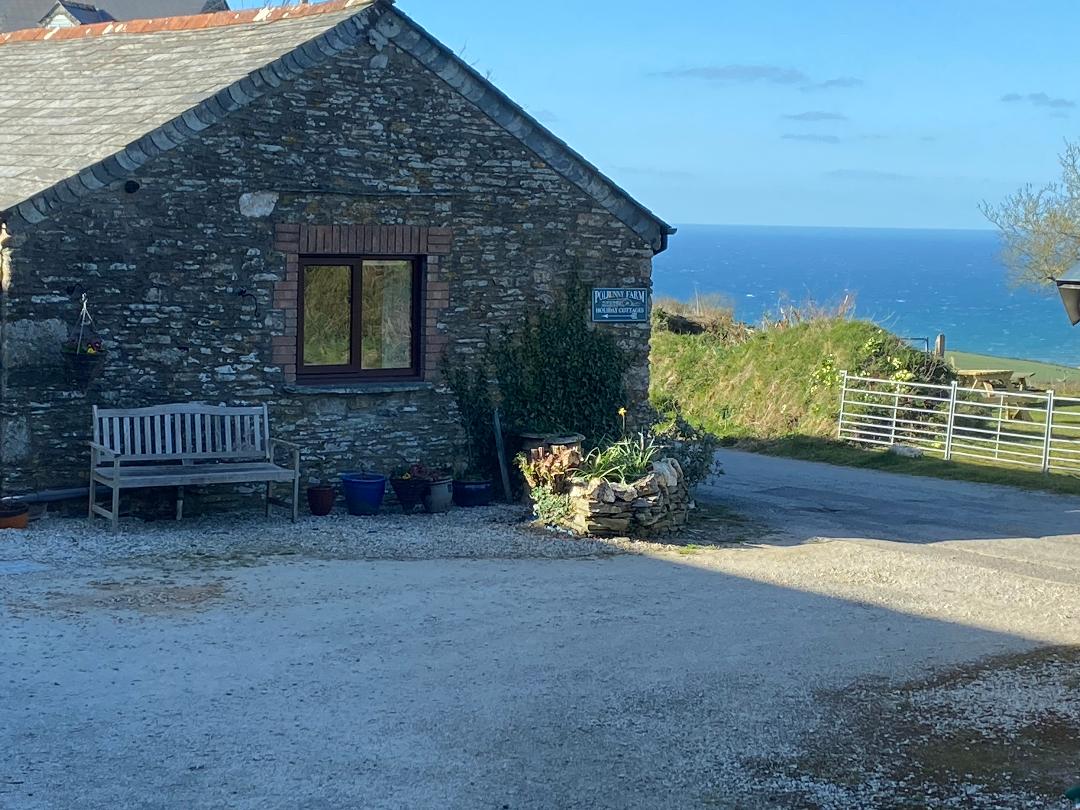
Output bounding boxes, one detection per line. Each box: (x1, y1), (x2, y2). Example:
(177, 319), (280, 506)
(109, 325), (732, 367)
(837, 372), (1080, 475)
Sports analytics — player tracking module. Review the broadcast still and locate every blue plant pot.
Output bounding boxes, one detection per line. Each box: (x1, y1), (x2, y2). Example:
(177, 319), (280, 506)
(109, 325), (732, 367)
(453, 479), (493, 508)
(340, 472), (386, 516)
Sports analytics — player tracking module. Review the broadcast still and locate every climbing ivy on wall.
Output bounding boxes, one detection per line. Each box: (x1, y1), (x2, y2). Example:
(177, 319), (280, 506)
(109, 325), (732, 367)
(493, 280), (629, 444)
(445, 279), (631, 460)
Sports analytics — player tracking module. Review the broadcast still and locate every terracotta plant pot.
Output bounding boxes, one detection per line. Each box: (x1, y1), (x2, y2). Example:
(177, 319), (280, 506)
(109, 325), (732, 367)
(423, 478), (454, 514)
(0, 502), (30, 530)
(306, 485), (335, 516)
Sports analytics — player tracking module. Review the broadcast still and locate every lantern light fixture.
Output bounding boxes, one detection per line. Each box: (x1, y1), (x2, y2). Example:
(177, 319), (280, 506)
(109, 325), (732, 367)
(1055, 263), (1080, 325)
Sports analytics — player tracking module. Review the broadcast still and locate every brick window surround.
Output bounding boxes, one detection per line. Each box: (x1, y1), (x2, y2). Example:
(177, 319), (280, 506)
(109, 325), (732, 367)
(272, 224), (452, 384)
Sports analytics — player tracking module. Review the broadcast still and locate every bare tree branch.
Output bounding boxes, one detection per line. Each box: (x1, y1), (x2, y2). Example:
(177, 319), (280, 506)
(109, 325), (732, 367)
(983, 140), (1080, 288)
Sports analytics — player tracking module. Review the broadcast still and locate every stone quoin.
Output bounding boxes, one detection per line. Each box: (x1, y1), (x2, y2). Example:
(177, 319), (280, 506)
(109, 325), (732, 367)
(0, 0), (674, 510)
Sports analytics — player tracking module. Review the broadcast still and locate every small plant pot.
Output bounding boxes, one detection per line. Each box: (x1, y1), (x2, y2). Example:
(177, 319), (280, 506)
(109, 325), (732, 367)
(390, 477), (428, 514)
(518, 431), (586, 455)
(0, 502), (30, 530)
(423, 478), (453, 514)
(306, 485), (335, 516)
(453, 479), (493, 508)
(340, 473), (386, 516)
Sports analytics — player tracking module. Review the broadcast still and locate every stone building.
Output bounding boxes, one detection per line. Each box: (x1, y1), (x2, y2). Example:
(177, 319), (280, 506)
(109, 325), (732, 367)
(0, 0), (673, 506)
(0, 0), (228, 32)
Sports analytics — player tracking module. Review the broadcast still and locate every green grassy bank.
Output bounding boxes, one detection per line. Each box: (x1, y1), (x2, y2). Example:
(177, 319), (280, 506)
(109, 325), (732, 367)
(650, 319), (883, 440)
(650, 313), (1080, 496)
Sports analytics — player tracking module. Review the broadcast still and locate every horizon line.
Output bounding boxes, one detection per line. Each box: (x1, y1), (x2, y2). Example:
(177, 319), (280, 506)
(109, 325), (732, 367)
(671, 222), (999, 233)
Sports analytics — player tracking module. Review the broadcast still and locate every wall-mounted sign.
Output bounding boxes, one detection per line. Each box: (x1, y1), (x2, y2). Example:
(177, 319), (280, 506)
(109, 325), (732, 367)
(591, 288), (650, 323)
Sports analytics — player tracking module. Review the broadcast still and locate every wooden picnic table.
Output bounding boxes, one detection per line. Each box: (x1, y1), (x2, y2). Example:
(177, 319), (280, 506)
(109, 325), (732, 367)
(954, 368), (1038, 420)
(955, 369), (1016, 393)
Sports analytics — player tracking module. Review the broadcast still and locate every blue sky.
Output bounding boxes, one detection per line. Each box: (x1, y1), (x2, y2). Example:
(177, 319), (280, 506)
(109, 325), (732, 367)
(246, 1), (1079, 230)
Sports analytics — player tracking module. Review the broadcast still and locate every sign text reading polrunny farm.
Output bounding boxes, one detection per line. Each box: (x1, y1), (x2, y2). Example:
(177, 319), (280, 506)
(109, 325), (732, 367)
(591, 288), (650, 323)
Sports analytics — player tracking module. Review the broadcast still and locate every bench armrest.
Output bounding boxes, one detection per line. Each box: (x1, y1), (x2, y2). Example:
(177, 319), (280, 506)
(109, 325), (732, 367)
(269, 438), (301, 474)
(88, 441), (118, 460)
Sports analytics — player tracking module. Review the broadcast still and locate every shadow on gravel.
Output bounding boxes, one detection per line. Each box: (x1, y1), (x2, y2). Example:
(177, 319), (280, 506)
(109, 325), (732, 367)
(733, 646), (1080, 809)
(697, 448), (1080, 547)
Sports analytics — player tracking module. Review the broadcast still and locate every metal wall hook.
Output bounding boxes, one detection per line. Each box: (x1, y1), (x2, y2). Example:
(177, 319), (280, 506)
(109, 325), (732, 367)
(236, 288), (260, 318)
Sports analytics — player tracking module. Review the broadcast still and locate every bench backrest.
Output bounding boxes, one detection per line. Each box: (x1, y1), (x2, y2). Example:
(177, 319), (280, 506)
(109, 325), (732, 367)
(92, 403), (271, 462)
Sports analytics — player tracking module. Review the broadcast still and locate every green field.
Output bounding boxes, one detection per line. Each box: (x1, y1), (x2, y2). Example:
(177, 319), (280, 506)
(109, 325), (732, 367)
(748, 435), (1080, 496)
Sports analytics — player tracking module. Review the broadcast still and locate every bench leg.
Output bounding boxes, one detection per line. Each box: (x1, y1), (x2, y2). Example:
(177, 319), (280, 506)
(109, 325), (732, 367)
(88, 476), (97, 523)
(291, 475), (299, 523)
(176, 486), (184, 521)
(111, 485), (120, 533)
(265, 481), (272, 518)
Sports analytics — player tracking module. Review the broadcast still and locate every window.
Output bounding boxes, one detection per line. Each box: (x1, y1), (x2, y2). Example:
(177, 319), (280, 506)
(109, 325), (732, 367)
(298, 257), (422, 381)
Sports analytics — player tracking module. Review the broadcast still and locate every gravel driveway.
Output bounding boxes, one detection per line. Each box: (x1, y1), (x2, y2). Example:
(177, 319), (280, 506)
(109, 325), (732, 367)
(3, 459), (1080, 809)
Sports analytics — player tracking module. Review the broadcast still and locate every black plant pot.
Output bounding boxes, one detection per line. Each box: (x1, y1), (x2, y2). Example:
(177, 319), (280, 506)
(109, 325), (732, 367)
(390, 477), (428, 513)
(307, 485), (335, 516)
(453, 479), (493, 508)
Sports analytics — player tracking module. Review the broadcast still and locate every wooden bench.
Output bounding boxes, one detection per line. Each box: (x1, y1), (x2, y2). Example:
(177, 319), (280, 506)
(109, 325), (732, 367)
(88, 404), (301, 531)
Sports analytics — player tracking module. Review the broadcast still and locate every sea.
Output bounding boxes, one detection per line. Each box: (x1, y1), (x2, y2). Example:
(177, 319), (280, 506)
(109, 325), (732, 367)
(651, 224), (1080, 367)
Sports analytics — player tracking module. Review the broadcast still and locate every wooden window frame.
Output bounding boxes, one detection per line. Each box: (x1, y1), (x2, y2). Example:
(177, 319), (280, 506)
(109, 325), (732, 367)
(296, 255), (424, 383)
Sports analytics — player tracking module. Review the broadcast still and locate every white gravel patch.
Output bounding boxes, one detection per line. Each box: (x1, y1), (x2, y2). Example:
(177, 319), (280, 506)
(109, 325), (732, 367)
(907, 656), (1080, 739)
(0, 505), (629, 568)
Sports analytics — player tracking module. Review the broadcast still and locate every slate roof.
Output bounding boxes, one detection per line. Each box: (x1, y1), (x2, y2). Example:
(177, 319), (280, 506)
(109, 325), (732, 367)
(0, 0), (674, 251)
(0, 0), (375, 219)
(0, 0), (227, 31)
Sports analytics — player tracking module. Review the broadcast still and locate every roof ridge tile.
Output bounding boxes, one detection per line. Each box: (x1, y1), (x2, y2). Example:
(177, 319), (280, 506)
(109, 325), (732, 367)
(0, 0), (378, 45)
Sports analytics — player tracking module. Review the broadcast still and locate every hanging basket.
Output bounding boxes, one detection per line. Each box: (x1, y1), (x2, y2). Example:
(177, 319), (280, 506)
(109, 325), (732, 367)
(61, 293), (109, 390)
(61, 348), (108, 388)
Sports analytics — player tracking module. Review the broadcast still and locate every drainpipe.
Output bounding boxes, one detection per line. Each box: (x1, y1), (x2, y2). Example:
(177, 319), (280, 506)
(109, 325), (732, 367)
(1, 487), (89, 507)
(657, 225), (677, 255)
(0, 216), (9, 500)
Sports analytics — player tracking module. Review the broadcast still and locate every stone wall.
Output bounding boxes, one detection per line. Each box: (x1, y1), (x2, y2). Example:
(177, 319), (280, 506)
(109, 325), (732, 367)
(0, 33), (656, 502)
(566, 459), (690, 537)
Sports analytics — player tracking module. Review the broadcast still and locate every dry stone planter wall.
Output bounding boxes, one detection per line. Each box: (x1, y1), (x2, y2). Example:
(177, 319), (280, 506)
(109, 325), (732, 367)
(566, 458), (689, 537)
